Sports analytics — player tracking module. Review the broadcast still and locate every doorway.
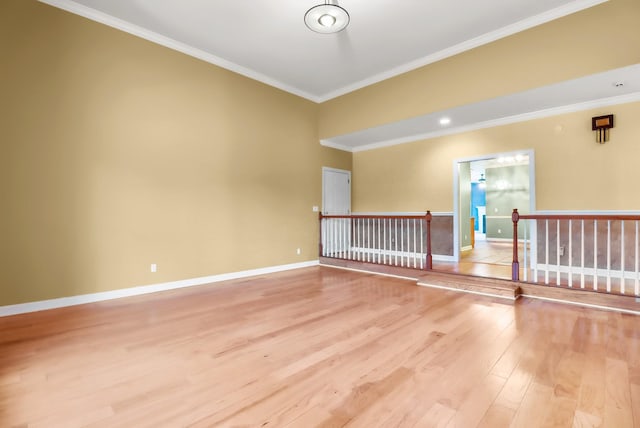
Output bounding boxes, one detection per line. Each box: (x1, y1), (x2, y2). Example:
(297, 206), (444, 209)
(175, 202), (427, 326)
(453, 150), (536, 270)
(322, 167), (351, 215)
(322, 167), (351, 255)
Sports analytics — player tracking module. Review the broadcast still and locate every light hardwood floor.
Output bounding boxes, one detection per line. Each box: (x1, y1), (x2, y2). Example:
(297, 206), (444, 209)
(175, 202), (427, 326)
(1, 266), (639, 427)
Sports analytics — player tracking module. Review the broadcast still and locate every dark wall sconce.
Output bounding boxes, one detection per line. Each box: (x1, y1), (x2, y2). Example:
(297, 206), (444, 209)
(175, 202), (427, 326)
(592, 114), (614, 144)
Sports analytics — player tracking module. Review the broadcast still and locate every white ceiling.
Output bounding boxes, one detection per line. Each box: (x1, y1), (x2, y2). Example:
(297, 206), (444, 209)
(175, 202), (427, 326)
(41, 0), (608, 102)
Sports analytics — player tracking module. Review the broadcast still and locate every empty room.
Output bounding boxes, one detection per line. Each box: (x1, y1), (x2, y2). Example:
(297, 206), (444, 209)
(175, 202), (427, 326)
(1, 0), (640, 426)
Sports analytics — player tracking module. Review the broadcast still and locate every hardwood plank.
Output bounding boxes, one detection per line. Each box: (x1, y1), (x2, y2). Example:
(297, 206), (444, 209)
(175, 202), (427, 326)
(1, 266), (639, 427)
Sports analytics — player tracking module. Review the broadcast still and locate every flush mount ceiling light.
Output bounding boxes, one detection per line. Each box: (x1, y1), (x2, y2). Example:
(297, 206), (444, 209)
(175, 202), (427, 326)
(305, 1), (350, 34)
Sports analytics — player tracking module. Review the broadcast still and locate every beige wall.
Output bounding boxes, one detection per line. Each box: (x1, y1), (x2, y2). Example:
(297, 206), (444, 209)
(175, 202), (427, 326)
(318, 0), (640, 139)
(352, 101), (640, 212)
(0, 0), (351, 306)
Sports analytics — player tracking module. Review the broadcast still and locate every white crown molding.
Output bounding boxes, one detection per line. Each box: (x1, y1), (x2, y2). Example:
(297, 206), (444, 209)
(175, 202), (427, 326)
(0, 260), (319, 317)
(37, 0), (323, 102)
(316, 0), (610, 102)
(319, 139), (355, 152)
(39, 0), (607, 103)
(338, 91), (640, 153)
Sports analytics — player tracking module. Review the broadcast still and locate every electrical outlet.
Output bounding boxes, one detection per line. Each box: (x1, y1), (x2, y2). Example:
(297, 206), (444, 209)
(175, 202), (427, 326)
(150, 263), (157, 273)
(296, 248), (301, 255)
(559, 246), (565, 256)
(498, 229), (502, 234)
(312, 206), (319, 212)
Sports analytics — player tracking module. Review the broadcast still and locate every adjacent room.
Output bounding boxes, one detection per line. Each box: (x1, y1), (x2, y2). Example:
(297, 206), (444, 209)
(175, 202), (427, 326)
(1, 0), (639, 426)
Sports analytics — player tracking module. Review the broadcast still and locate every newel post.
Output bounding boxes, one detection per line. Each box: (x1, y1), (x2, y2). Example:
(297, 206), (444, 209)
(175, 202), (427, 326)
(425, 210), (433, 270)
(512, 209), (520, 281)
(318, 212), (324, 258)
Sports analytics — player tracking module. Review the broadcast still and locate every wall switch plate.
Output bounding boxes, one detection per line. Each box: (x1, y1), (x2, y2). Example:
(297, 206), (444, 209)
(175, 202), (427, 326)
(312, 206), (319, 212)
(296, 248), (301, 255)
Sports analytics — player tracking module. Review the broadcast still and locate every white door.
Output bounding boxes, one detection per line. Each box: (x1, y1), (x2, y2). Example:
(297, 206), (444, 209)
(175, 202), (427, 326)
(322, 167), (351, 215)
(322, 168), (351, 257)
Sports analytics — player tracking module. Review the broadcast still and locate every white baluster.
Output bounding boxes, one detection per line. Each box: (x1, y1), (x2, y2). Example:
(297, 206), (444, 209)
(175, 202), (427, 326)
(621, 221), (625, 294)
(367, 218), (371, 263)
(378, 218), (382, 264)
(593, 220), (598, 291)
(607, 220), (611, 293)
(383, 218), (387, 265)
(394, 219), (398, 266)
(524, 220), (528, 282)
(568, 219), (573, 288)
(420, 219), (424, 269)
(401, 220), (405, 267)
(556, 220), (561, 286)
(580, 220), (585, 289)
(413, 218), (418, 269)
(545, 220), (549, 285)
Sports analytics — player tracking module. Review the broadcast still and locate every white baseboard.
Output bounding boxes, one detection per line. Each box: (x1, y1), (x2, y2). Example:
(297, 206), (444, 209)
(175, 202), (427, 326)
(0, 260), (319, 317)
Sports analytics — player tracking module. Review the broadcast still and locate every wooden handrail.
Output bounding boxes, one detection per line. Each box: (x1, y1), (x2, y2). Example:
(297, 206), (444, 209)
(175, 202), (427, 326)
(319, 214), (428, 220)
(518, 214), (640, 221)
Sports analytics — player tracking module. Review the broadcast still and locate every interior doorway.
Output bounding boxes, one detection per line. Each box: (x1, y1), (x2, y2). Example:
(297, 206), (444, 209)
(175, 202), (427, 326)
(453, 150), (536, 267)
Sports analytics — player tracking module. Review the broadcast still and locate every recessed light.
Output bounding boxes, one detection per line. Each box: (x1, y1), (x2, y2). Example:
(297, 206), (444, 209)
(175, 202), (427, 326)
(439, 117), (451, 125)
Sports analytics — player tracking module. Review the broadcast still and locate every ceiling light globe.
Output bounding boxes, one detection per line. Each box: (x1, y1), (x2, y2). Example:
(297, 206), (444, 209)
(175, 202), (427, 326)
(318, 14), (336, 27)
(304, 4), (350, 34)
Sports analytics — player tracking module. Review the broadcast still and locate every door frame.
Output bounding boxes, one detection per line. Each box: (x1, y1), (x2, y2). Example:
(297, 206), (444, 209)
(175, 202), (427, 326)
(452, 149), (536, 262)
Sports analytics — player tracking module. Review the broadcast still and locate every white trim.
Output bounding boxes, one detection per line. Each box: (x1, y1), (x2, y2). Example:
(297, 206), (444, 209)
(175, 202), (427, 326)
(461, 245), (473, 252)
(417, 281), (519, 302)
(0, 260), (319, 317)
(340, 92), (640, 153)
(320, 264), (417, 282)
(37, 0), (322, 102)
(521, 294), (640, 316)
(316, 0), (609, 102)
(38, 0), (607, 103)
(320, 140), (354, 152)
